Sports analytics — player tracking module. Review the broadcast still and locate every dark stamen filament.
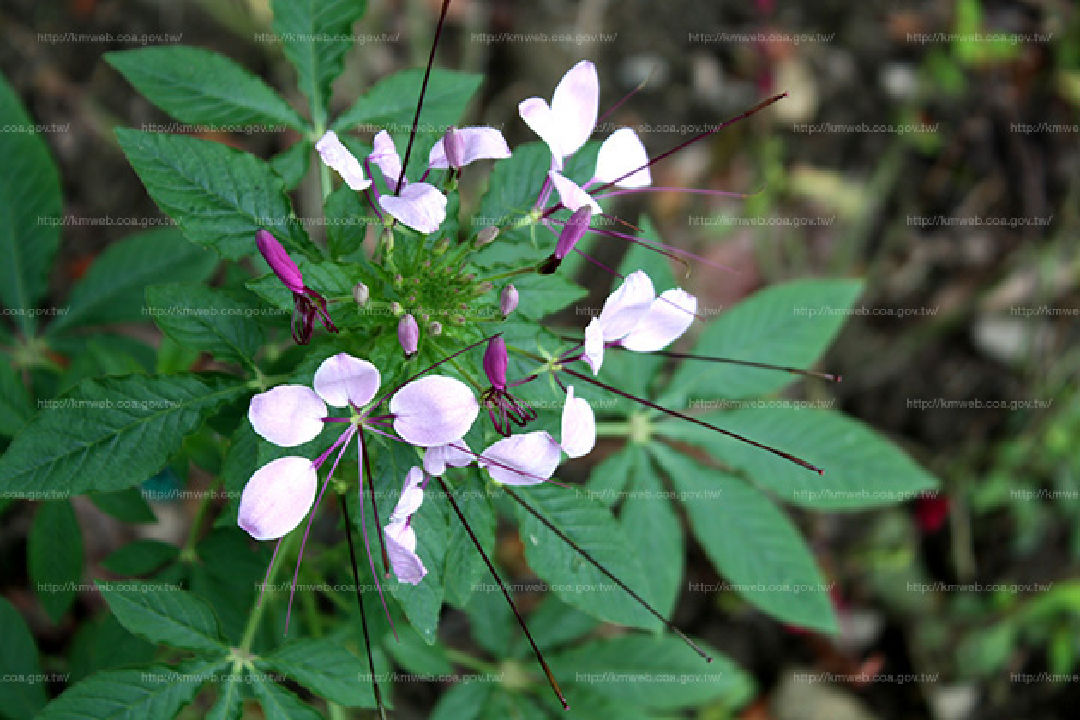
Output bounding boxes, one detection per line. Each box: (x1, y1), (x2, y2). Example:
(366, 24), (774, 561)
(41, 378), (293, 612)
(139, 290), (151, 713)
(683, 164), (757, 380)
(501, 485), (713, 662)
(396, 0), (453, 194)
(609, 347), (842, 382)
(437, 476), (568, 709)
(562, 366), (823, 474)
(340, 492), (388, 720)
(359, 430), (391, 576)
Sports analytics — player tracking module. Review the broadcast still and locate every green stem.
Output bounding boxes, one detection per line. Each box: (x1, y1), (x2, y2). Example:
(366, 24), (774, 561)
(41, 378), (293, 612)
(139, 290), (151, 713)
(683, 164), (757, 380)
(443, 647), (499, 675)
(180, 475), (222, 562)
(239, 531), (299, 655)
(594, 421), (631, 437)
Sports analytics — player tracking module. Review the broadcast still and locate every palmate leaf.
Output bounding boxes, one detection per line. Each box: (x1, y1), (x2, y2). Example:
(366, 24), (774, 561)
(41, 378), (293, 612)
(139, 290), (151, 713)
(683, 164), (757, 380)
(0, 359), (32, 438)
(0, 374), (247, 498)
(650, 444), (837, 633)
(48, 229), (218, 334)
(116, 129), (314, 260)
(105, 46), (307, 131)
(663, 278), (863, 402)
(97, 580), (227, 654)
(655, 407), (939, 510)
(36, 658), (224, 720)
(548, 634), (753, 711)
(512, 483), (659, 630)
(0, 73), (62, 334)
(29, 500), (84, 622)
(0, 597), (47, 719)
(249, 671), (325, 720)
(260, 636), (378, 707)
(145, 284), (265, 367)
(271, 0), (367, 117)
(333, 68), (482, 136)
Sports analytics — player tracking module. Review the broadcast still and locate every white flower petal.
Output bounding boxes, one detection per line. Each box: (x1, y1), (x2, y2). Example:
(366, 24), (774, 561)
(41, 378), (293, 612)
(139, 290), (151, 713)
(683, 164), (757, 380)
(385, 521), (427, 585)
(548, 60), (599, 159)
(595, 128), (651, 188)
(369, 130), (404, 187)
(313, 353), (381, 408)
(238, 457), (318, 541)
(597, 270), (656, 340)
(391, 375), (479, 447)
(248, 385), (326, 447)
(583, 317), (605, 375)
(620, 288), (698, 352)
(560, 386), (596, 458)
(429, 126), (511, 168)
(315, 130), (371, 191)
(389, 466), (425, 523)
(549, 171), (601, 214)
(478, 431), (562, 485)
(380, 182), (447, 234)
(423, 441), (475, 476)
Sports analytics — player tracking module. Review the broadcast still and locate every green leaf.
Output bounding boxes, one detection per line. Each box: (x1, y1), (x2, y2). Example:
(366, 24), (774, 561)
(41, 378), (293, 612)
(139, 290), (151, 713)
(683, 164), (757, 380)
(0, 597), (47, 718)
(89, 488), (157, 524)
(249, 671), (324, 720)
(269, 140), (312, 189)
(146, 284), (265, 366)
(509, 273), (587, 321)
(55, 335), (155, 394)
(66, 613), (157, 683)
(205, 671), (246, 720)
(513, 484), (658, 630)
(651, 444), (837, 632)
(478, 689), (546, 720)
(36, 660), (220, 720)
(0, 374), (247, 498)
(656, 407), (939, 509)
(665, 279), (863, 401)
(620, 451), (683, 618)
(0, 73), (62, 333)
(29, 500), (84, 622)
(474, 142), (548, 230)
(115, 129), (313, 260)
(105, 46), (307, 131)
(430, 680), (492, 720)
(383, 623), (453, 676)
(102, 540), (179, 576)
(271, 0), (367, 114)
(443, 479), (495, 608)
(0, 359), (32, 437)
(262, 636), (378, 707)
(50, 229), (217, 333)
(324, 182), (371, 259)
(512, 595), (598, 655)
(584, 446), (636, 507)
(550, 634), (753, 710)
(97, 580), (227, 653)
(333, 68), (482, 136)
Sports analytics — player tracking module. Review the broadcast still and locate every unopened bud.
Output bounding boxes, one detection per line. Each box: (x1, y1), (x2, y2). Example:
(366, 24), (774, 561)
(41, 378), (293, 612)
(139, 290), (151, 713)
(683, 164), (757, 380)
(475, 226), (499, 247)
(483, 337), (508, 389)
(500, 284), (519, 317)
(389, 301), (404, 316)
(429, 321), (443, 336)
(434, 237), (451, 255)
(398, 314), (419, 357)
(256, 229), (305, 293)
(352, 282), (370, 306)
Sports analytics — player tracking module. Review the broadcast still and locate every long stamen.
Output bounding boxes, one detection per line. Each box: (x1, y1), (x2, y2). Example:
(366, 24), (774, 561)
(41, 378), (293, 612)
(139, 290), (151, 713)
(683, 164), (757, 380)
(592, 92), (788, 194)
(436, 476), (568, 709)
(256, 538), (283, 607)
(562, 366), (823, 474)
(359, 430), (391, 576)
(501, 485), (712, 662)
(286, 426), (355, 632)
(395, 0), (453, 194)
(618, 348), (842, 382)
(357, 430), (397, 638)
(595, 66), (654, 127)
(340, 491), (388, 720)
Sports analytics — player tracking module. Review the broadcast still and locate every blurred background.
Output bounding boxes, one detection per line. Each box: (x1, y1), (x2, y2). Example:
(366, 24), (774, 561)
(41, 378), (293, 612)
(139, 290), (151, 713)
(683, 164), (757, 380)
(1, 0), (1078, 718)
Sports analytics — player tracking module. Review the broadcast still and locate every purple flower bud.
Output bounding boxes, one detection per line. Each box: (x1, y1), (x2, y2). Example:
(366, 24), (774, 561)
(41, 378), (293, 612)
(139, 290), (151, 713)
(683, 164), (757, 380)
(500, 284), (519, 317)
(256, 229), (304, 293)
(555, 207), (592, 260)
(483, 336), (508, 390)
(475, 226), (499, 247)
(443, 126), (465, 169)
(398, 314), (419, 356)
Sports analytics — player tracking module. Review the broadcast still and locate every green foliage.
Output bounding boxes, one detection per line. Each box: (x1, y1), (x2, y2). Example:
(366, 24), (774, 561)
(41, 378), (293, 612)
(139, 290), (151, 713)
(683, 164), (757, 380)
(0, 598), (48, 718)
(105, 46), (308, 131)
(29, 500), (85, 622)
